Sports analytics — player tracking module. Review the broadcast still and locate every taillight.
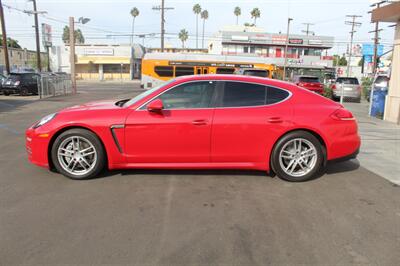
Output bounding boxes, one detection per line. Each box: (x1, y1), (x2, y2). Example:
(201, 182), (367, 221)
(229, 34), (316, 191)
(298, 82), (304, 87)
(330, 108), (355, 121)
(331, 84), (336, 90)
(14, 81), (20, 86)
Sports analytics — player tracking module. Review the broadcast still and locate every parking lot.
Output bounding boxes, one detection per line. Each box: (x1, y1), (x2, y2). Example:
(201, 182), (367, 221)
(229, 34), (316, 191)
(1, 81), (399, 265)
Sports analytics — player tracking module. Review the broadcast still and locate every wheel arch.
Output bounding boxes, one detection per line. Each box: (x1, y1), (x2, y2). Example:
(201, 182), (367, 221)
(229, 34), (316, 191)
(47, 126), (109, 170)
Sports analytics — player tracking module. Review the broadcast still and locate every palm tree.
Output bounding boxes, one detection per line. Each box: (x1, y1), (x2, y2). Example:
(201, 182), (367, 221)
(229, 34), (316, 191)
(201, 10), (209, 49)
(250, 8), (261, 26)
(192, 4), (202, 49)
(179, 29), (189, 48)
(234, 7), (241, 25)
(130, 7), (139, 46)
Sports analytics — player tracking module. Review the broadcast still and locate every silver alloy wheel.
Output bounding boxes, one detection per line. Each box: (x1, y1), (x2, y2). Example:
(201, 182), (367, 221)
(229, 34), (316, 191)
(57, 136), (97, 176)
(278, 138), (317, 178)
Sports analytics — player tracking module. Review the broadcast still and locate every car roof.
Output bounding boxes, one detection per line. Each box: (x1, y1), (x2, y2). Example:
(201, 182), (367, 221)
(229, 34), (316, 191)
(172, 74), (297, 90)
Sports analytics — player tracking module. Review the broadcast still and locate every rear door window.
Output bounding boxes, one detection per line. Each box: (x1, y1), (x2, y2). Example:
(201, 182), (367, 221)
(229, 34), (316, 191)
(221, 82), (266, 107)
(266, 86), (290, 104)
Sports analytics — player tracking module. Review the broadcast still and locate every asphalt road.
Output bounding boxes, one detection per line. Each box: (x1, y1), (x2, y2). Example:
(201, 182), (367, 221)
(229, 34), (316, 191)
(1, 81), (399, 265)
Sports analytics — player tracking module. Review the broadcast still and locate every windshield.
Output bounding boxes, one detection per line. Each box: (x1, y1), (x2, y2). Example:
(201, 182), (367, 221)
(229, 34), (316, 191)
(123, 79), (175, 107)
(6, 75), (21, 82)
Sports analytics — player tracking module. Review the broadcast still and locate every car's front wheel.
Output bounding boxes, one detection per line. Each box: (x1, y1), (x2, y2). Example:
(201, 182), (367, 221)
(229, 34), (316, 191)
(51, 128), (106, 180)
(271, 131), (324, 182)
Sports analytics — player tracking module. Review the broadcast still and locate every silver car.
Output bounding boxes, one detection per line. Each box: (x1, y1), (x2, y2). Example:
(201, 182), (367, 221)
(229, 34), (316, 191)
(331, 77), (361, 103)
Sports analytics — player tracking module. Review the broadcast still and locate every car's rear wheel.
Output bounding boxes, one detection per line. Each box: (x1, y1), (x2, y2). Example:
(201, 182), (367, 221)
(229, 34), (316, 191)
(51, 128), (106, 180)
(271, 131), (324, 182)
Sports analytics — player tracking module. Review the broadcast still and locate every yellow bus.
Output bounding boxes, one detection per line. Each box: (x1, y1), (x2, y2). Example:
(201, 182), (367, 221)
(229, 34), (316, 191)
(141, 53), (276, 89)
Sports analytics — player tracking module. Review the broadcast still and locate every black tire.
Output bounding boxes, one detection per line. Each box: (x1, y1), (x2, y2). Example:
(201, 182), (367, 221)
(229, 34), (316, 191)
(51, 128), (106, 180)
(20, 87), (29, 96)
(3, 91), (10, 96)
(271, 131), (325, 182)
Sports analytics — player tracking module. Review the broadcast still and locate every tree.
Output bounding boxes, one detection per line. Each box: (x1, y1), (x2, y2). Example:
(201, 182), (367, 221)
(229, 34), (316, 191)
(130, 7), (140, 46)
(193, 3), (202, 49)
(201, 10), (208, 49)
(250, 8), (261, 26)
(333, 54), (348, 66)
(234, 7), (241, 25)
(0, 36), (21, 48)
(62, 26), (85, 44)
(28, 53), (48, 70)
(179, 29), (189, 48)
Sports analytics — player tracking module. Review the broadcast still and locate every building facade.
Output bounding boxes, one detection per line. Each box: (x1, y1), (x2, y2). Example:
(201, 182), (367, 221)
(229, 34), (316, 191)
(208, 26), (335, 79)
(0, 47), (47, 73)
(50, 44), (145, 80)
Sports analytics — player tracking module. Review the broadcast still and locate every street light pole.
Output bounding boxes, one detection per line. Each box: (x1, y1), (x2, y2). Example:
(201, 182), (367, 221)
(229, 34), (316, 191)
(283, 17), (293, 81)
(69, 17), (76, 94)
(0, 0), (10, 74)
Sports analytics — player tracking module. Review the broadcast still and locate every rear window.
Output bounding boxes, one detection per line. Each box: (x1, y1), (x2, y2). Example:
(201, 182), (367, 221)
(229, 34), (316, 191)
(154, 66), (174, 77)
(243, 70), (269, 77)
(299, 76), (320, 83)
(336, 77), (359, 85)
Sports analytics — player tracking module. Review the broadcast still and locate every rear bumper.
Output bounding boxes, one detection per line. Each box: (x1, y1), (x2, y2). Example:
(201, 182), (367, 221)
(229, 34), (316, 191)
(333, 90), (361, 99)
(303, 87), (324, 94)
(329, 147), (359, 163)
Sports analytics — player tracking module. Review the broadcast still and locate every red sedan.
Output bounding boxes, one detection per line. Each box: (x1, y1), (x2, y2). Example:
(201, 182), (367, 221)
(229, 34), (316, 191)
(26, 75), (360, 182)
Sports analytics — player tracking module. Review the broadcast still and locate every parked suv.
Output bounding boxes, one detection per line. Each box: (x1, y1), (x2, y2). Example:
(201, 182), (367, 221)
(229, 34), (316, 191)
(2, 73), (40, 96)
(292, 75), (324, 94)
(330, 77), (361, 102)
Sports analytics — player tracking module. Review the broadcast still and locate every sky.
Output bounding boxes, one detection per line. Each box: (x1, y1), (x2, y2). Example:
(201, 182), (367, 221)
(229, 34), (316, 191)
(2, 0), (397, 55)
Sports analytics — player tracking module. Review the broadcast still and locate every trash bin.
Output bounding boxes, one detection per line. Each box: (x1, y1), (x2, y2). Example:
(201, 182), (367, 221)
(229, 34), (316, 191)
(370, 88), (388, 118)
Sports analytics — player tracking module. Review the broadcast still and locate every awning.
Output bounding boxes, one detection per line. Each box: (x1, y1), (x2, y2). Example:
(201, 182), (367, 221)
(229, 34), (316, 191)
(76, 56), (130, 64)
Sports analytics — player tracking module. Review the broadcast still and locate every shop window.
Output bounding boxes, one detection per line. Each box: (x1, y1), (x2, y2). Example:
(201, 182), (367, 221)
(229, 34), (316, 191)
(103, 64), (129, 73)
(154, 66), (173, 77)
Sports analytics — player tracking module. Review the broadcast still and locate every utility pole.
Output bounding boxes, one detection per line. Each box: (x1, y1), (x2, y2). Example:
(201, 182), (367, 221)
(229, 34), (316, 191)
(370, 1), (386, 75)
(152, 0), (174, 52)
(283, 17), (293, 81)
(302, 23), (314, 36)
(31, 0), (41, 72)
(69, 17), (76, 94)
(345, 15), (362, 77)
(0, 0), (10, 74)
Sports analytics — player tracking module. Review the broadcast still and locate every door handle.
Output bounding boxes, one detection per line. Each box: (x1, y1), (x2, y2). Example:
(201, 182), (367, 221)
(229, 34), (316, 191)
(267, 117), (283, 123)
(192, 119), (208, 126)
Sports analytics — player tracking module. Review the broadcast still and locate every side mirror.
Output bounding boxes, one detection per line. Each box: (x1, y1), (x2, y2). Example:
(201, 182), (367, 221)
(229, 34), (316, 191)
(147, 99), (164, 113)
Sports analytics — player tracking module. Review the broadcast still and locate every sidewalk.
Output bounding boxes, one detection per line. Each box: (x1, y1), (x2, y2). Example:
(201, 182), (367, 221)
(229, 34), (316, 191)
(345, 100), (400, 185)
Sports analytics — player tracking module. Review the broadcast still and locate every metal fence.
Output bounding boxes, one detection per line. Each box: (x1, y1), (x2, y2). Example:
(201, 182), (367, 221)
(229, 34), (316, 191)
(38, 75), (72, 99)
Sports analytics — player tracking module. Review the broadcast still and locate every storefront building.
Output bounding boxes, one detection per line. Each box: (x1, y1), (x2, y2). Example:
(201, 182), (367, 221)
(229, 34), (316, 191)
(208, 26), (335, 80)
(50, 44), (145, 80)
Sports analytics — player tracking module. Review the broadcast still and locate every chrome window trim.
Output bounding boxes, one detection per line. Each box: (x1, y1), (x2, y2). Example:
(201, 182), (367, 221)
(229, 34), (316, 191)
(135, 79), (293, 111)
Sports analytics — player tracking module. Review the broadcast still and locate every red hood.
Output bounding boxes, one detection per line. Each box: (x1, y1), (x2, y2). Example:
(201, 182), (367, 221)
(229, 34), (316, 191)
(60, 100), (121, 113)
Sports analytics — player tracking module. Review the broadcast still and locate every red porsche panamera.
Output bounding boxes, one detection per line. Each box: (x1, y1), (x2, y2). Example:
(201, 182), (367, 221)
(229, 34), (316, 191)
(26, 75), (360, 182)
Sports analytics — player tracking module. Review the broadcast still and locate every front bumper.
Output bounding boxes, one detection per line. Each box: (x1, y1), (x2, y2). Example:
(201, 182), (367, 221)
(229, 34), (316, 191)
(26, 127), (52, 168)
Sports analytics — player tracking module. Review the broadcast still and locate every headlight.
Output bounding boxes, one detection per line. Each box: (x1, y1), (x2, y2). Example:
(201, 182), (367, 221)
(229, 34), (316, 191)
(33, 113), (57, 129)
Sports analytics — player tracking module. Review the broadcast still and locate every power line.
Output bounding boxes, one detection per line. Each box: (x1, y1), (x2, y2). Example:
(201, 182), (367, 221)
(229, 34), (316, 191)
(301, 23), (314, 36)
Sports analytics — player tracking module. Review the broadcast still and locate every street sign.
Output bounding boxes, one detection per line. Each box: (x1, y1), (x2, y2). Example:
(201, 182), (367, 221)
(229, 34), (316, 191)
(41, 23), (52, 47)
(362, 43), (384, 56)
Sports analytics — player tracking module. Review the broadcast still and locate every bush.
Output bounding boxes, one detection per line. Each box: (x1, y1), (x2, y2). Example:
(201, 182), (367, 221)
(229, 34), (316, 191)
(361, 77), (373, 100)
(323, 85), (333, 99)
